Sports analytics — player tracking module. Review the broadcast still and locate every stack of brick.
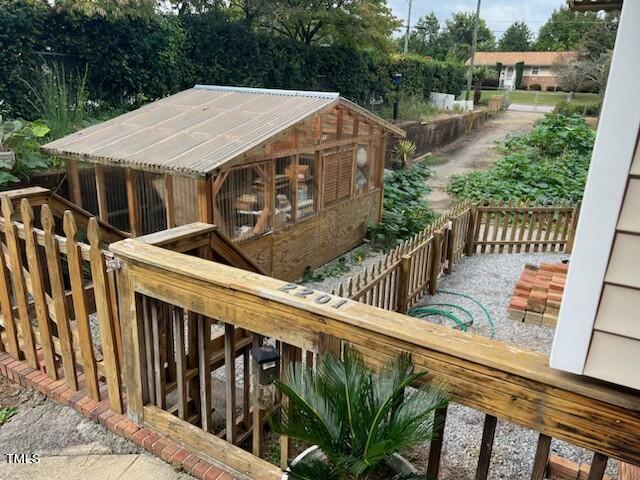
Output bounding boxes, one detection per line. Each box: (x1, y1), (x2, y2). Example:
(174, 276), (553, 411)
(508, 262), (568, 327)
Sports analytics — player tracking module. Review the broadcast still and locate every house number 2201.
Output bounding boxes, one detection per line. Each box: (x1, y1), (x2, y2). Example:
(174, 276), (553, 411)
(278, 283), (348, 309)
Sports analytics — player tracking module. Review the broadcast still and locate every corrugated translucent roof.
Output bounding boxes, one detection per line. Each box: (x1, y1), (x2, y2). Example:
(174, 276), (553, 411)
(568, 0), (622, 11)
(43, 85), (403, 176)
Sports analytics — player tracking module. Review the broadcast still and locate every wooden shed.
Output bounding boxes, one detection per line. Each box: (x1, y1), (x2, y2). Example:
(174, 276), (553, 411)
(43, 85), (405, 280)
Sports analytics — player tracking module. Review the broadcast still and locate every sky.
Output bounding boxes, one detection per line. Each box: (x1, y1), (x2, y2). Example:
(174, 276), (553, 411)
(388, 0), (567, 38)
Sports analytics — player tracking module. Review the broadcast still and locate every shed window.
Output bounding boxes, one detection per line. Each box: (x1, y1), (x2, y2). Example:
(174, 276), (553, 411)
(355, 144), (371, 194)
(531, 66), (540, 75)
(323, 148), (353, 206)
(216, 164), (271, 241)
(297, 153), (316, 219)
(275, 156), (294, 228)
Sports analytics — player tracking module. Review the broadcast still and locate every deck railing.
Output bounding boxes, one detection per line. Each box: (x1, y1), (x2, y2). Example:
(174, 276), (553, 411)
(110, 231), (640, 480)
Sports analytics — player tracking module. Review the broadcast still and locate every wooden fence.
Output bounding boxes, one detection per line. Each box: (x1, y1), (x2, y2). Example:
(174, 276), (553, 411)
(334, 200), (579, 313)
(0, 193), (124, 413)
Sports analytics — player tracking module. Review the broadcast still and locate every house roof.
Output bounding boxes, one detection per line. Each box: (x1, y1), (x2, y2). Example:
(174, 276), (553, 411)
(43, 85), (404, 177)
(466, 51), (578, 67)
(568, 0), (622, 11)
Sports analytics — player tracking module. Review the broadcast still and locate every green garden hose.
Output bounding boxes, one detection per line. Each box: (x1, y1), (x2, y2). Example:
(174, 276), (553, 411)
(407, 290), (495, 338)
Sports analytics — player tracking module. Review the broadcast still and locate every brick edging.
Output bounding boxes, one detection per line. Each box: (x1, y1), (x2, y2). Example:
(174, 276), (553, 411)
(0, 352), (238, 480)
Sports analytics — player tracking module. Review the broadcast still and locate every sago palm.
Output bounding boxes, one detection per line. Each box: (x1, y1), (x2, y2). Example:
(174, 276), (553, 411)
(270, 348), (446, 480)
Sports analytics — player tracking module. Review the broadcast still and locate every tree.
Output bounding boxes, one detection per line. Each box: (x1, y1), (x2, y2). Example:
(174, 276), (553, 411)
(535, 7), (599, 51)
(51, 0), (159, 18)
(498, 21), (532, 51)
(262, 0), (400, 49)
(440, 12), (495, 62)
(407, 12), (446, 59)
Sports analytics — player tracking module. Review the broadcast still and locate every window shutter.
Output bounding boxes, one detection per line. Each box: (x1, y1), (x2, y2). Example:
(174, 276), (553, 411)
(323, 149), (353, 206)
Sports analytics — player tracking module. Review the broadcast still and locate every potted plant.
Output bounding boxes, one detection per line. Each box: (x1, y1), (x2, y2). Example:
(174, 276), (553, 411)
(270, 348), (446, 480)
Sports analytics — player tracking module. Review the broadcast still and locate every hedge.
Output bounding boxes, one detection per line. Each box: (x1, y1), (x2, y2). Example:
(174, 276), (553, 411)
(0, 5), (465, 117)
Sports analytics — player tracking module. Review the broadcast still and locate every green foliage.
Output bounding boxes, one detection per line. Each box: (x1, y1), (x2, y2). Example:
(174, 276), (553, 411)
(535, 7), (600, 51)
(554, 100), (600, 117)
(369, 163), (437, 247)
(407, 12), (447, 60)
(392, 140), (417, 169)
(302, 257), (351, 283)
(448, 114), (596, 203)
(270, 348), (445, 479)
(25, 64), (89, 139)
(514, 62), (524, 90)
(0, 115), (52, 186)
(0, 406), (16, 426)
(441, 12), (496, 62)
(528, 83), (542, 91)
(498, 21), (533, 52)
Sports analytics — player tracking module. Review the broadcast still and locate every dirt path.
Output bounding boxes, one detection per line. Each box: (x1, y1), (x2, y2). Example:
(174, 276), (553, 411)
(426, 110), (544, 213)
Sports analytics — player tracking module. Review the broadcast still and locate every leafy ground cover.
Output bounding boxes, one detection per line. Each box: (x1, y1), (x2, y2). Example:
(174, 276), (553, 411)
(447, 114), (595, 203)
(368, 162), (437, 247)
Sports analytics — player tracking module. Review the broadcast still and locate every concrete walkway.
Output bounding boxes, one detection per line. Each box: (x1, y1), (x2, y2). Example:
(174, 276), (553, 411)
(508, 103), (555, 113)
(425, 110), (544, 213)
(0, 376), (190, 480)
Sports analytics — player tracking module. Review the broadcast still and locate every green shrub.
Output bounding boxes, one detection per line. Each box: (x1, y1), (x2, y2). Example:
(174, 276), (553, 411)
(546, 86), (556, 92)
(369, 162), (437, 247)
(554, 100), (600, 117)
(447, 114), (595, 203)
(528, 83), (542, 90)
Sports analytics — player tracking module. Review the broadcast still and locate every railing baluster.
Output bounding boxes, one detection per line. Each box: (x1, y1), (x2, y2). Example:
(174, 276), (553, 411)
(426, 403), (448, 480)
(530, 433), (552, 480)
(588, 453), (609, 480)
(173, 307), (187, 420)
(475, 414), (497, 480)
(224, 323), (237, 444)
(198, 314), (213, 432)
(252, 334), (265, 457)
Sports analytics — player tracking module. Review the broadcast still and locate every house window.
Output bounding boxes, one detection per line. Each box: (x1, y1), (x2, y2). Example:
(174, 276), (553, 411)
(531, 66), (540, 75)
(275, 156), (294, 228)
(297, 153), (316, 219)
(323, 148), (353, 206)
(216, 164), (271, 241)
(355, 144), (370, 194)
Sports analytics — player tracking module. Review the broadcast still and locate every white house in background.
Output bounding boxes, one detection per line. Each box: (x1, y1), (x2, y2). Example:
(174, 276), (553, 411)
(551, 0), (640, 390)
(466, 51), (577, 90)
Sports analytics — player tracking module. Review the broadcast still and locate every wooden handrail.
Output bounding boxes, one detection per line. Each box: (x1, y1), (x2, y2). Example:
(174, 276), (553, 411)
(112, 237), (640, 468)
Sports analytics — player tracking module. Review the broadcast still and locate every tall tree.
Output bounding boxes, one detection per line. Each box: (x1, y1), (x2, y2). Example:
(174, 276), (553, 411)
(263, 0), (400, 49)
(535, 7), (599, 51)
(498, 21), (532, 51)
(407, 12), (446, 59)
(51, 0), (159, 17)
(440, 12), (495, 62)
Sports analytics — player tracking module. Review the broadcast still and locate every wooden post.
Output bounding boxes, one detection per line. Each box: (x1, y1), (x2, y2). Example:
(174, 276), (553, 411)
(0, 229), (21, 360)
(279, 342), (291, 470)
(64, 212), (100, 399)
(429, 231), (444, 296)
(475, 414), (497, 480)
(396, 255), (411, 314)
(252, 334), (265, 458)
(88, 219), (124, 413)
(318, 332), (342, 359)
(530, 433), (552, 480)
(224, 323), (237, 444)
(565, 201), (581, 254)
(164, 175), (175, 229)
(95, 164), (108, 222)
(446, 219), (456, 274)
(66, 159), (82, 208)
(588, 453), (609, 480)
(115, 261), (145, 422)
(198, 314), (213, 432)
(426, 404), (448, 480)
(125, 168), (140, 236)
(465, 205), (478, 256)
(198, 177), (213, 224)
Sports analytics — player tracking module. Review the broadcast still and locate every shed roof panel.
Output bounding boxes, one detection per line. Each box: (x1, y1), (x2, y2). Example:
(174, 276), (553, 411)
(43, 85), (404, 176)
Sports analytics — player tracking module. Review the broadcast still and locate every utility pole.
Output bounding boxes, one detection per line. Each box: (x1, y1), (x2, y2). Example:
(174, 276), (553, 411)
(403, 0), (413, 54)
(465, 0), (482, 102)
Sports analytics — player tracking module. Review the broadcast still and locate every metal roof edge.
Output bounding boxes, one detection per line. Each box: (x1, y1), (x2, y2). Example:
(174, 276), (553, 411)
(194, 84), (340, 100)
(338, 98), (406, 138)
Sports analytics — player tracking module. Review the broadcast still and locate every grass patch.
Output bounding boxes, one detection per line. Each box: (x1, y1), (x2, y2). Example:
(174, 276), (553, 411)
(460, 90), (600, 107)
(0, 406), (17, 426)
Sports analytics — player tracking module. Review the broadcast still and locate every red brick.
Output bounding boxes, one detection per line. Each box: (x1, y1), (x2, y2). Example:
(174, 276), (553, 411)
(152, 438), (170, 457)
(98, 409), (117, 427)
(114, 418), (131, 436)
(81, 399), (99, 417)
(182, 454), (200, 472)
(123, 422), (141, 440)
(203, 465), (224, 480)
(90, 401), (111, 422)
(170, 448), (190, 465)
(37, 376), (55, 393)
(132, 427), (152, 446)
(160, 442), (179, 462)
(215, 473), (234, 480)
(192, 461), (212, 478)
(106, 413), (125, 432)
(59, 389), (76, 403)
(142, 432), (161, 451)
(50, 383), (70, 400)
(67, 391), (86, 406)
(24, 370), (42, 386)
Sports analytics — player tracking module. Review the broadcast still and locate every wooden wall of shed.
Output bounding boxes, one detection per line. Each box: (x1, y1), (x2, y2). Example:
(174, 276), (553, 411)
(239, 189), (381, 280)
